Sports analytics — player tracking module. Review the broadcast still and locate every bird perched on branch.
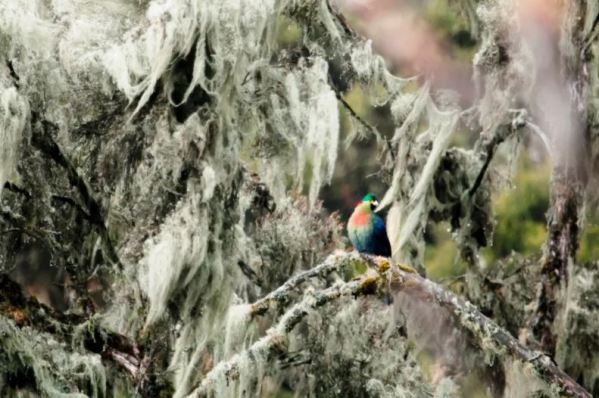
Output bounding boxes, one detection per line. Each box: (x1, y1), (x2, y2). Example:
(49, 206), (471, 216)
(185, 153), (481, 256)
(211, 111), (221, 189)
(347, 193), (392, 257)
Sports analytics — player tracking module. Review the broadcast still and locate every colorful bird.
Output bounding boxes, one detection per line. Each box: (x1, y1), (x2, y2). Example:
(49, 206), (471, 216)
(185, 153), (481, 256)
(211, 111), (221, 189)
(347, 193), (392, 257)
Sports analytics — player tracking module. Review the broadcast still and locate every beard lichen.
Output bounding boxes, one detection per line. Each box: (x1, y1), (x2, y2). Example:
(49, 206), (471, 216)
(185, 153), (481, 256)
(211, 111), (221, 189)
(1, 0), (599, 396)
(0, 317), (107, 397)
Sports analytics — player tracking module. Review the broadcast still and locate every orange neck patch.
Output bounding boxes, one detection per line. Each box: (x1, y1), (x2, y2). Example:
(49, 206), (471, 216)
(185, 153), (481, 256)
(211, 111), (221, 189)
(349, 206), (371, 226)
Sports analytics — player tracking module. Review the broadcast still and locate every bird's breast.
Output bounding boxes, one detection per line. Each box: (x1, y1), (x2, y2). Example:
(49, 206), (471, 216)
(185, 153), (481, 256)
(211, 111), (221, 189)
(349, 210), (370, 227)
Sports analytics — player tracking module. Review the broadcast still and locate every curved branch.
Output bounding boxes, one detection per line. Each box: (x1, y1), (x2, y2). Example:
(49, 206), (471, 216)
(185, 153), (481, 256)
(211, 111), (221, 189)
(30, 116), (122, 268)
(404, 271), (590, 398)
(189, 267), (380, 397)
(195, 253), (591, 398)
(249, 251), (354, 317)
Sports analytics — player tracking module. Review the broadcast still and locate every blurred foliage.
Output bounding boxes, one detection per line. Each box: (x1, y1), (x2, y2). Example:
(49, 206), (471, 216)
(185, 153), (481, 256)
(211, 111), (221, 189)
(320, 0), (479, 224)
(276, 15), (301, 46)
(424, 223), (467, 281)
(579, 215), (599, 262)
(482, 156), (549, 264)
(424, 0), (478, 58)
(317, 0), (597, 284)
(425, 155), (549, 280)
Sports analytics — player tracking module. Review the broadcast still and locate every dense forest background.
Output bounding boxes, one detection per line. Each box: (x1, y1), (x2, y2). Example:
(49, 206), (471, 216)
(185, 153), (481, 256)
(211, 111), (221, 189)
(324, 0), (599, 273)
(2, 0), (599, 397)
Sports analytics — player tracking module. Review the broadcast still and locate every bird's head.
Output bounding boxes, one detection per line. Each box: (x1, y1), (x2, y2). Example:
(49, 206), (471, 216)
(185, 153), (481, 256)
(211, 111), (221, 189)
(361, 193), (379, 211)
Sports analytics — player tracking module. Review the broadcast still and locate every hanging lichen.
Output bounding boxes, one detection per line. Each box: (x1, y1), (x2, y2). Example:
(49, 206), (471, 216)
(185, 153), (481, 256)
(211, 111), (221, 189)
(1, 0), (599, 396)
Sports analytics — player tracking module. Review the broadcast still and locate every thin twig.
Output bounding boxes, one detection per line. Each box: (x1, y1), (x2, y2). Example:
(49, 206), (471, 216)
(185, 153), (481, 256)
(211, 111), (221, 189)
(467, 136), (498, 197)
(325, 0), (357, 38)
(468, 111), (527, 197)
(335, 92), (396, 162)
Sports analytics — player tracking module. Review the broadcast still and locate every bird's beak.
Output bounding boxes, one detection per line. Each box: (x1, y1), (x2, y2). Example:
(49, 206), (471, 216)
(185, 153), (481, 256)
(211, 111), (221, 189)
(372, 200), (379, 208)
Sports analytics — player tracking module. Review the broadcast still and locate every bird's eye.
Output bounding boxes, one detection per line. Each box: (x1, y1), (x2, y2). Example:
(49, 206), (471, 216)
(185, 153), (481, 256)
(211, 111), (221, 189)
(370, 200), (379, 210)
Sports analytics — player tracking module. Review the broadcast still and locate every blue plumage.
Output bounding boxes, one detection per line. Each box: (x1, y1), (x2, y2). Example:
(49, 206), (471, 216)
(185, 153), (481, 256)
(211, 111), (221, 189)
(370, 214), (392, 256)
(347, 194), (392, 257)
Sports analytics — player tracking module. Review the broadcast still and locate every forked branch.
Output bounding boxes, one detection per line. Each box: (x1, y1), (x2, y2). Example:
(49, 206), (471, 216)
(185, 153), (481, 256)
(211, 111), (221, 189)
(193, 253), (591, 398)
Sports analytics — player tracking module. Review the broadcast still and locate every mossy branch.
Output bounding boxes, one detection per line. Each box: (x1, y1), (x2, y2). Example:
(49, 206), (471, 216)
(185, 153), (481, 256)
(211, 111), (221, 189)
(30, 115), (121, 269)
(190, 260), (384, 398)
(0, 273), (143, 381)
(196, 253), (591, 398)
(249, 251), (355, 317)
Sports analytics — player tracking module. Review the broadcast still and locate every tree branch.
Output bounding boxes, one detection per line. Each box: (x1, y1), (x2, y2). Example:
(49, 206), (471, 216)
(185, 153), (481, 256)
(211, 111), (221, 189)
(190, 265), (381, 397)
(468, 110), (526, 197)
(398, 266), (590, 398)
(194, 253), (591, 398)
(249, 251), (354, 317)
(0, 273), (143, 380)
(535, 172), (583, 354)
(533, 2), (590, 356)
(30, 116), (122, 268)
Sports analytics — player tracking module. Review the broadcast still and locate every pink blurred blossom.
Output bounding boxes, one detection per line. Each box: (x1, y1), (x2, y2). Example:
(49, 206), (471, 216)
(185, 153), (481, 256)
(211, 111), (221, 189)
(336, 0), (474, 102)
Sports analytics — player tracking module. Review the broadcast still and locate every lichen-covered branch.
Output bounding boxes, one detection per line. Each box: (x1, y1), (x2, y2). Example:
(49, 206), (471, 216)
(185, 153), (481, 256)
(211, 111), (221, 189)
(400, 269), (591, 398)
(189, 264), (382, 397)
(193, 253), (592, 398)
(534, 1), (591, 356)
(535, 174), (583, 353)
(365, 255), (591, 398)
(249, 251), (354, 316)
(0, 273), (143, 381)
(2, 0), (599, 396)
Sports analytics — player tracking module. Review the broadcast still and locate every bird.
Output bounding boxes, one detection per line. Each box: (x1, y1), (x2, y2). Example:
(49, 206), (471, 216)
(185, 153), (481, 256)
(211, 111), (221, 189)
(347, 193), (392, 257)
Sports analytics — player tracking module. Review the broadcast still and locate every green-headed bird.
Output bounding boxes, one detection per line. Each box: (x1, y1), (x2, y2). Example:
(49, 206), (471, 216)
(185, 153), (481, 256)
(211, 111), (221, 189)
(347, 193), (392, 257)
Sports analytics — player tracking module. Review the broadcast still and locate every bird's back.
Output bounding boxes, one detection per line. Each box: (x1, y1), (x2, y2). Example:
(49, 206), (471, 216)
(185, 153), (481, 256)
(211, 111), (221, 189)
(370, 214), (391, 257)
